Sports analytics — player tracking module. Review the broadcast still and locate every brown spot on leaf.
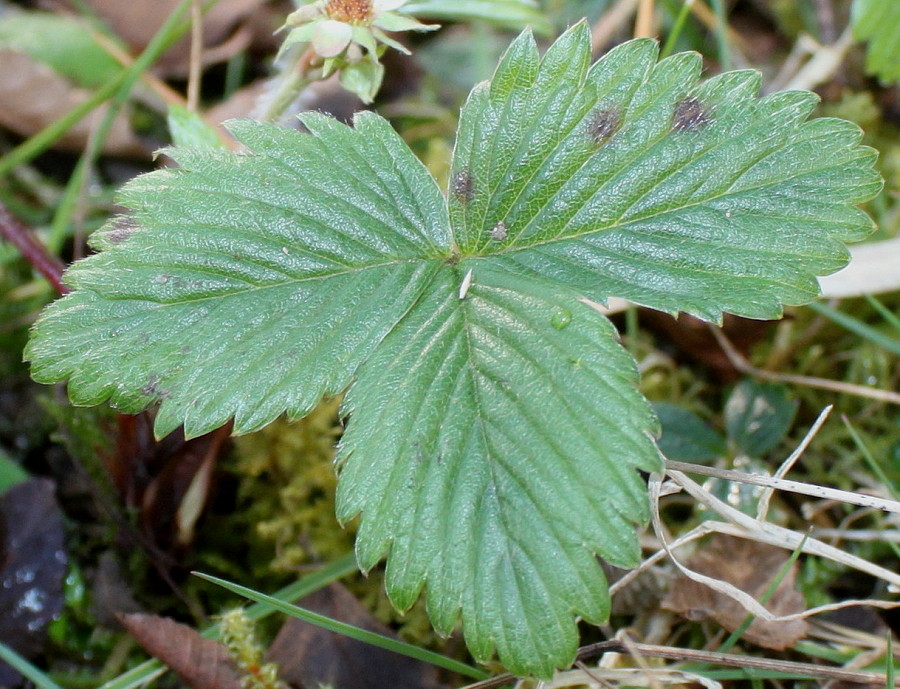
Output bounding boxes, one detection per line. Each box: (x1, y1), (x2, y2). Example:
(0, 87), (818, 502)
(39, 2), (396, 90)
(450, 169), (473, 203)
(140, 375), (168, 400)
(490, 220), (508, 241)
(587, 108), (621, 143)
(673, 97), (711, 132)
(107, 216), (140, 244)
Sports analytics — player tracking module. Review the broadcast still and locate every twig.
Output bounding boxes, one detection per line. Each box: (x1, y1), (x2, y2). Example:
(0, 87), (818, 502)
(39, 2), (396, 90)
(811, 529), (900, 542)
(634, 0), (656, 38)
(709, 325), (900, 406)
(88, 27), (186, 109)
(784, 27), (854, 91)
(687, 0), (750, 56)
(188, 0), (204, 113)
(0, 202), (68, 295)
(666, 469), (900, 591)
(812, 0), (838, 44)
(591, 0), (641, 54)
(574, 660), (617, 689)
(462, 640), (896, 688)
(666, 460), (900, 515)
(756, 405), (832, 520)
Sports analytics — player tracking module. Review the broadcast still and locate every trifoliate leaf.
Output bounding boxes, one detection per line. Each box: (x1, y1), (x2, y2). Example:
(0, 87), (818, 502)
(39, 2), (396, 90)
(337, 266), (660, 676)
(653, 402), (725, 462)
(27, 22), (880, 678)
(852, 0), (900, 83)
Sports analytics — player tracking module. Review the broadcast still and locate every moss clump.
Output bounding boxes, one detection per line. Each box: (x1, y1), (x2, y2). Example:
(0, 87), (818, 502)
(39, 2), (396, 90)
(228, 401), (442, 647)
(231, 398), (349, 571)
(220, 609), (287, 689)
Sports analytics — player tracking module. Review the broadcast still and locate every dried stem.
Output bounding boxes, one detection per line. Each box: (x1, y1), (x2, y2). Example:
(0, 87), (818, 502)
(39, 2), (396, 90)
(666, 460), (900, 515)
(709, 324), (900, 406)
(188, 0), (204, 113)
(634, 0), (656, 38)
(462, 639), (894, 689)
(0, 202), (68, 295)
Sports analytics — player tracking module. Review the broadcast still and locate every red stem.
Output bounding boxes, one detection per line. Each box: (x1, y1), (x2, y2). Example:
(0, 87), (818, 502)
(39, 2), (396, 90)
(0, 202), (69, 295)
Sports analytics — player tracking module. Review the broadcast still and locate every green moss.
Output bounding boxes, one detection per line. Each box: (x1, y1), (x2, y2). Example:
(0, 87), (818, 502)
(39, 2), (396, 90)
(220, 609), (287, 689)
(230, 398), (349, 571)
(227, 400), (441, 647)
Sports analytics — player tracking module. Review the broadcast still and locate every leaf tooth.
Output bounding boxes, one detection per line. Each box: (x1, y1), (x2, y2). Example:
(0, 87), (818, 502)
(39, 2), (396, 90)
(588, 36), (659, 102)
(489, 27), (539, 100)
(756, 89), (820, 126)
(533, 21), (591, 92)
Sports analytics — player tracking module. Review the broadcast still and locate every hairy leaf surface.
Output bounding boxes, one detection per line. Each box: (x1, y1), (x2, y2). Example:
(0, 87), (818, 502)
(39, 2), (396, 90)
(450, 28), (880, 320)
(337, 266), (659, 675)
(27, 113), (448, 437)
(26, 23), (880, 677)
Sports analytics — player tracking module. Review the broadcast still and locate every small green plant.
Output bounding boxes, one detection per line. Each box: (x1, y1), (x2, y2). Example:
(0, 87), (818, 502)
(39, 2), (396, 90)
(852, 0), (900, 83)
(25, 24), (881, 677)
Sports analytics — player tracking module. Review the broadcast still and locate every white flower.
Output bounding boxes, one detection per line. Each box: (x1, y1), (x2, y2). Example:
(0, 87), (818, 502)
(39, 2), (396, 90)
(281, 0), (438, 59)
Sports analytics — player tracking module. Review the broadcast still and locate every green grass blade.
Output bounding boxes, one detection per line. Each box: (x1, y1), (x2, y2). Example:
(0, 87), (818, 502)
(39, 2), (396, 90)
(661, 0), (695, 58)
(48, 0), (228, 253)
(223, 551), (359, 626)
(842, 416), (900, 561)
(0, 642), (64, 689)
(0, 0), (218, 183)
(887, 633), (894, 689)
(193, 571), (490, 680)
(0, 75), (126, 179)
(807, 301), (900, 357)
(864, 294), (900, 332)
(710, 0), (731, 70)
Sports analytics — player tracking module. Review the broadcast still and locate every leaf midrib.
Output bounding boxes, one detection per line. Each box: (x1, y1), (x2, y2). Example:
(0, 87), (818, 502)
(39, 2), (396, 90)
(464, 83), (829, 257)
(89, 257), (436, 307)
(475, 151), (855, 263)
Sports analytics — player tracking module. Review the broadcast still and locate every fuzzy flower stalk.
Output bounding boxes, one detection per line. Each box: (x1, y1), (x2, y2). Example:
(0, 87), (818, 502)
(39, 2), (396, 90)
(264, 0), (438, 117)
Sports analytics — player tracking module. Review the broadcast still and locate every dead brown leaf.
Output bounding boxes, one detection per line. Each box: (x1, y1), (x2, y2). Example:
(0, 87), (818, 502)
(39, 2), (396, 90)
(662, 534), (809, 650)
(120, 613), (242, 689)
(267, 583), (446, 689)
(43, 0), (270, 76)
(0, 50), (143, 155)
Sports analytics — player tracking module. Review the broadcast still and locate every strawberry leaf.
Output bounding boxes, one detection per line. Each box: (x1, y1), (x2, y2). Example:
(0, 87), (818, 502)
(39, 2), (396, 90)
(26, 22), (881, 677)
